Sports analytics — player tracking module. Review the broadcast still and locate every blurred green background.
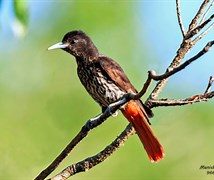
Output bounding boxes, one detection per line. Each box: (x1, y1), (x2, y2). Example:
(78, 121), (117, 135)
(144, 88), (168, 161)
(0, 0), (214, 179)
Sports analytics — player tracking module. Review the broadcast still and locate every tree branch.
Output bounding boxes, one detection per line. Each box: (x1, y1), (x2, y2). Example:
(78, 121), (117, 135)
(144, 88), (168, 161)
(44, 38), (214, 179)
(35, 1), (214, 180)
(40, 35), (214, 180)
(33, 99), (124, 179)
(199, 0), (214, 24)
(186, 13), (214, 40)
(148, 40), (214, 81)
(148, 1), (214, 100)
(176, 0), (186, 37)
(149, 76), (214, 108)
(192, 22), (214, 45)
(35, 84), (149, 180)
(49, 124), (135, 180)
(188, 0), (211, 31)
(204, 76), (214, 93)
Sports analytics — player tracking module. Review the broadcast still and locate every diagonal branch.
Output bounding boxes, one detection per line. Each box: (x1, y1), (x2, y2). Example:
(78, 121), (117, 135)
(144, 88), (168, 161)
(34, 81), (150, 180)
(39, 40), (214, 180)
(35, 2), (214, 180)
(148, 40), (214, 81)
(176, 0), (186, 37)
(200, 0), (214, 24)
(147, 39), (192, 100)
(146, 41), (214, 103)
(49, 124), (135, 180)
(204, 76), (214, 93)
(149, 76), (214, 108)
(188, 0), (211, 31)
(50, 71), (214, 180)
(34, 96), (128, 180)
(186, 13), (214, 40)
(192, 22), (214, 45)
(148, 91), (214, 108)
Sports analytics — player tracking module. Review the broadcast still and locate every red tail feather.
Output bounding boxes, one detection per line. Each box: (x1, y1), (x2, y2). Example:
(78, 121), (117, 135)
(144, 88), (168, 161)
(121, 100), (164, 162)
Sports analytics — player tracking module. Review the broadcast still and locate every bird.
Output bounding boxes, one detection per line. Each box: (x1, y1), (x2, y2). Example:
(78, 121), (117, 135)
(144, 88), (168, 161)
(48, 30), (164, 162)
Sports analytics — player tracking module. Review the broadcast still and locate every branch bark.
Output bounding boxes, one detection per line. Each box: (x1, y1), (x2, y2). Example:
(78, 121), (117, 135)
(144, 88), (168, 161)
(149, 76), (214, 108)
(35, 1), (214, 180)
(176, 0), (186, 37)
(49, 124), (135, 180)
(188, 0), (211, 31)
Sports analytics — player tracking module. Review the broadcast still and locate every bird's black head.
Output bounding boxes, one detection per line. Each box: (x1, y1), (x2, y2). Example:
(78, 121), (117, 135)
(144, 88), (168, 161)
(48, 30), (99, 61)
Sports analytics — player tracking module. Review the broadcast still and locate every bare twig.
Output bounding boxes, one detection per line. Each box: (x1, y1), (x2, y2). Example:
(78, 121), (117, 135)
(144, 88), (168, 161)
(35, 83), (150, 180)
(146, 41), (214, 103)
(50, 71), (214, 180)
(36, 1), (214, 180)
(188, 0), (211, 31)
(148, 91), (214, 108)
(112, 39), (213, 105)
(149, 0), (213, 100)
(149, 75), (214, 108)
(148, 39), (192, 100)
(129, 72), (152, 100)
(49, 124), (135, 180)
(44, 39), (214, 179)
(148, 40), (214, 81)
(34, 94), (131, 180)
(176, 0), (186, 37)
(200, 0), (214, 24)
(204, 76), (214, 93)
(186, 13), (214, 40)
(192, 22), (214, 45)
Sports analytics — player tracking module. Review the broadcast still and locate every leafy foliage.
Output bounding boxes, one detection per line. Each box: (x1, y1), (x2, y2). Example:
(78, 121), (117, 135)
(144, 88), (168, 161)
(13, 0), (28, 27)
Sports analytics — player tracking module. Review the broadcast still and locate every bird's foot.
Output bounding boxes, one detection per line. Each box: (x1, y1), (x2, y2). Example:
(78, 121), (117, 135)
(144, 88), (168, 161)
(85, 113), (102, 129)
(104, 104), (118, 117)
(111, 111), (118, 117)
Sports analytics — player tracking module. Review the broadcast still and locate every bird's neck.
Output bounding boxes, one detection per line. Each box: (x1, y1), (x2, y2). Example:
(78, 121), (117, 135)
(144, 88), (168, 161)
(76, 46), (99, 64)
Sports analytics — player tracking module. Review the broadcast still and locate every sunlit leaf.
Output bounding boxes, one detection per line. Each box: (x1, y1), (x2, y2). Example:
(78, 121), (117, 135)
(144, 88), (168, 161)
(13, 0), (28, 37)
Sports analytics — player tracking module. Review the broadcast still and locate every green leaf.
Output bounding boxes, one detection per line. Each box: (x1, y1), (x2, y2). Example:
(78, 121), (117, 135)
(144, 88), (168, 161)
(13, 0), (28, 27)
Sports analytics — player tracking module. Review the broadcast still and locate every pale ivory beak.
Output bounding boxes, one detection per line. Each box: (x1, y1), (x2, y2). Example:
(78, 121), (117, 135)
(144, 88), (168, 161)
(48, 42), (68, 50)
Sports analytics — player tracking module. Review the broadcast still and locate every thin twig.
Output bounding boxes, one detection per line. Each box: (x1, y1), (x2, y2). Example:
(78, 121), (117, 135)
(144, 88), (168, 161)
(49, 124), (135, 180)
(34, 97), (127, 179)
(36, 2), (214, 180)
(204, 76), (214, 93)
(148, 40), (214, 81)
(49, 73), (214, 179)
(148, 92), (214, 108)
(45, 40), (214, 179)
(200, 0), (214, 24)
(147, 39), (192, 100)
(148, 3), (214, 100)
(176, 0), (186, 37)
(192, 22), (214, 45)
(35, 82), (149, 180)
(186, 13), (214, 40)
(129, 72), (152, 100)
(189, 0), (211, 31)
(148, 75), (214, 108)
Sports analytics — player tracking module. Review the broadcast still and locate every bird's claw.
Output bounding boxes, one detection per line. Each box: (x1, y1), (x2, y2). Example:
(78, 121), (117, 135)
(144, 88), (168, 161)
(86, 113), (102, 129)
(111, 111), (118, 117)
(86, 119), (93, 129)
(105, 105), (118, 117)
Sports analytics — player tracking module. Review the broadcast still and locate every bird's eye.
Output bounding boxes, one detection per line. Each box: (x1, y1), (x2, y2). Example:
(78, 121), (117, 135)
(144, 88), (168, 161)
(71, 39), (78, 44)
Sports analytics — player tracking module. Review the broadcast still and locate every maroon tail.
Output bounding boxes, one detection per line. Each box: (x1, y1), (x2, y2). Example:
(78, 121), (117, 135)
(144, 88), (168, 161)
(121, 100), (164, 162)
